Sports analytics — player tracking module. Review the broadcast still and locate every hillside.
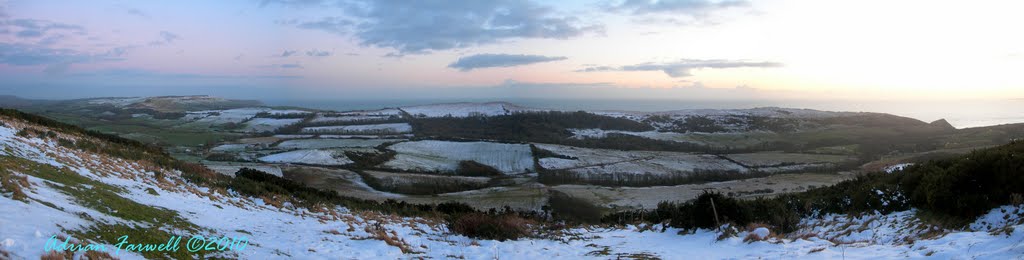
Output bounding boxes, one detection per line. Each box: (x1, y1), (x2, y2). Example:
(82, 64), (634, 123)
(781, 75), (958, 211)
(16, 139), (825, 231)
(1, 109), (1023, 259)
(3, 95), (1024, 212)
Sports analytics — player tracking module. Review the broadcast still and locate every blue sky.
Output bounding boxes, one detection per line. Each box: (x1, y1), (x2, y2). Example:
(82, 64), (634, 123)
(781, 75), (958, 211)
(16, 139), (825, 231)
(1, 0), (1022, 100)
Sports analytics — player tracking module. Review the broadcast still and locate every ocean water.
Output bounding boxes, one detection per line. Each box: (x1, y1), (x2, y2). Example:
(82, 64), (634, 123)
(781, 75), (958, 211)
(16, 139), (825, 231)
(264, 98), (1024, 129)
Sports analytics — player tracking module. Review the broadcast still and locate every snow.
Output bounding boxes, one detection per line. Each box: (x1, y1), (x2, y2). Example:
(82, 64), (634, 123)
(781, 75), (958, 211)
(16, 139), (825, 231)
(301, 123), (412, 134)
(210, 143), (252, 152)
(241, 118), (303, 133)
(751, 227), (771, 239)
(257, 149), (353, 166)
(885, 163), (914, 173)
(187, 108), (270, 124)
(85, 97), (145, 107)
(535, 144), (746, 176)
(311, 115), (387, 123)
(383, 140), (535, 174)
(264, 109), (311, 115)
(400, 102), (519, 118)
(274, 138), (400, 150)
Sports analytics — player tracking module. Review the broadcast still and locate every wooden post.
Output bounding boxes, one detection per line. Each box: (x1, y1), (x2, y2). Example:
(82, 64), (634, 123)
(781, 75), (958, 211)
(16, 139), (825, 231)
(710, 196), (721, 231)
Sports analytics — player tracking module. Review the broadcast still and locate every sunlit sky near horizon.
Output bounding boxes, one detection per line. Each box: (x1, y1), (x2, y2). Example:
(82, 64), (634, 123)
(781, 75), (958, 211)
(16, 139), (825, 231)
(1, 0), (1023, 101)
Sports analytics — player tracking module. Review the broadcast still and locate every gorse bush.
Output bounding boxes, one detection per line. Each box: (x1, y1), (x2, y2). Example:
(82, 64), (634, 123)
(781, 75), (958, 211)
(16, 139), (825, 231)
(456, 160), (503, 177)
(449, 213), (534, 241)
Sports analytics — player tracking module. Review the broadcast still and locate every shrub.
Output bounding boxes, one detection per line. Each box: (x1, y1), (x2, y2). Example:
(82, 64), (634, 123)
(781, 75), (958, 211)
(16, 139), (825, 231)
(547, 190), (605, 223)
(450, 213), (533, 241)
(456, 160), (502, 177)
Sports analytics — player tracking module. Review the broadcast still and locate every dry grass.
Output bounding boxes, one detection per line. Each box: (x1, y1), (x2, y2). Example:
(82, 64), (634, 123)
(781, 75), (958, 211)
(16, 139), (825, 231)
(363, 224), (418, 254)
(0, 170), (30, 201)
(39, 250), (74, 260)
(82, 250), (119, 260)
(450, 213), (535, 241)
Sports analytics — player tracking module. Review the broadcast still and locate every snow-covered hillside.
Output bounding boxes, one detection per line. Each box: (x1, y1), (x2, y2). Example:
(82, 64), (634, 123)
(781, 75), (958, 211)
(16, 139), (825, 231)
(1, 114), (1023, 259)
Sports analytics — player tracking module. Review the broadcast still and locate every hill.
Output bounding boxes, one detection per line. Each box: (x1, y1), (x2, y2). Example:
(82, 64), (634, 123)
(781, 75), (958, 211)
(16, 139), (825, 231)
(1, 108), (1023, 259)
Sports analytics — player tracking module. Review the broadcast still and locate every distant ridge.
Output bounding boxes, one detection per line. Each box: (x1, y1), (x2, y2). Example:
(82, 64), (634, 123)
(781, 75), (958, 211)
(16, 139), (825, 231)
(930, 118), (957, 130)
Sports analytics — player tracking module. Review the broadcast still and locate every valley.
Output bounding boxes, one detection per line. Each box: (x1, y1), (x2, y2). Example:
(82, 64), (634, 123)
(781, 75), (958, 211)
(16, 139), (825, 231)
(2, 95), (1019, 213)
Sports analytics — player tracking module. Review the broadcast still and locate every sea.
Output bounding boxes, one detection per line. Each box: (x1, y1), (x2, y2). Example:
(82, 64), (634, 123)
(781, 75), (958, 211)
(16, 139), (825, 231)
(264, 98), (1024, 129)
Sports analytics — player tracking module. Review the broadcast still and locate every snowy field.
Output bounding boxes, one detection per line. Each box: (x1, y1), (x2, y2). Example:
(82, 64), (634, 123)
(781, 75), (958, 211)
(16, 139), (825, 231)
(535, 144), (746, 175)
(85, 97), (146, 107)
(209, 143), (252, 153)
(257, 149), (353, 166)
(274, 138), (401, 150)
(1, 117), (1023, 259)
(569, 128), (779, 150)
(301, 123), (412, 134)
(185, 108), (270, 124)
(383, 140), (535, 174)
(241, 118), (303, 133)
(400, 102), (523, 117)
(311, 114), (392, 123)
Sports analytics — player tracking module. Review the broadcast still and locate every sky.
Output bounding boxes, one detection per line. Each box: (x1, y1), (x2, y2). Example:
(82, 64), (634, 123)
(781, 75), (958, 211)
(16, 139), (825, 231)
(1, 0), (1023, 101)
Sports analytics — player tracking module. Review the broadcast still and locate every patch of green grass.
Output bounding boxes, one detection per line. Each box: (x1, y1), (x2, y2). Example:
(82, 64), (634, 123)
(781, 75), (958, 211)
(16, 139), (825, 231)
(0, 156), (197, 231)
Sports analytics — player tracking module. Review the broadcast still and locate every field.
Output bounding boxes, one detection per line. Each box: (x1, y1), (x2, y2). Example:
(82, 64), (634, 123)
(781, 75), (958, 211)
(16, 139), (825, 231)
(274, 138), (401, 149)
(359, 170), (492, 195)
(536, 144), (746, 175)
(382, 140), (535, 174)
(241, 118), (303, 133)
(552, 172), (856, 209)
(258, 149), (354, 166)
(301, 123), (413, 134)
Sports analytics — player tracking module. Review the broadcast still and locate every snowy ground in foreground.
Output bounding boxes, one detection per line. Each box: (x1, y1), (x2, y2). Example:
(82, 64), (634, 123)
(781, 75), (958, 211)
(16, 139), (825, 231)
(383, 140), (535, 174)
(2, 118), (1023, 259)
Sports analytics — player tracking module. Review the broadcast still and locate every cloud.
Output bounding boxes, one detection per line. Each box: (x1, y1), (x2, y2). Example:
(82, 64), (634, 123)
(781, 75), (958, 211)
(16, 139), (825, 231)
(285, 0), (601, 54)
(292, 17), (352, 35)
(577, 59), (781, 77)
(149, 31), (181, 46)
(159, 31), (180, 43)
(280, 50), (298, 57)
(0, 43), (128, 74)
(306, 49), (331, 57)
(67, 68), (302, 80)
(609, 0), (748, 15)
(126, 8), (149, 18)
(5, 19), (85, 38)
(448, 54), (566, 71)
(0, 43), (124, 66)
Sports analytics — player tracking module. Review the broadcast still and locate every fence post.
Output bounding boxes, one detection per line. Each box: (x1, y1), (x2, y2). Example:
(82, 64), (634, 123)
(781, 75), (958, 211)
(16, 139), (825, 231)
(710, 196), (721, 231)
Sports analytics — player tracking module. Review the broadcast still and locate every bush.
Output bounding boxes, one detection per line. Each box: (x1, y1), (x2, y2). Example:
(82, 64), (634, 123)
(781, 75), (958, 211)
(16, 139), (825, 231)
(456, 160), (502, 177)
(547, 190), (604, 223)
(450, 213), (533, 241)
